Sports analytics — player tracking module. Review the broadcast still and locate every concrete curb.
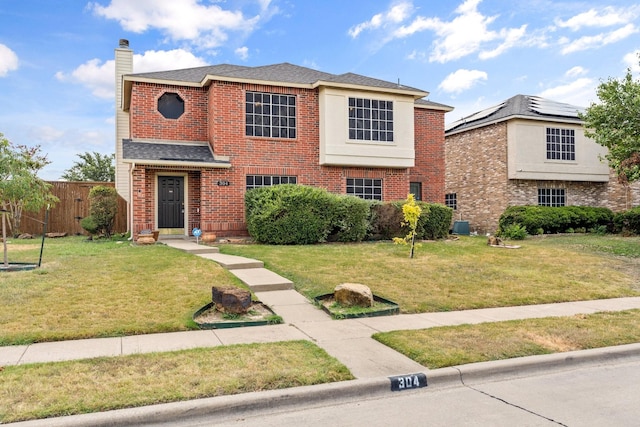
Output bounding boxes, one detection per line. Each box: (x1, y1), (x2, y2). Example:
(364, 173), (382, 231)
(9, 343), (640, 426)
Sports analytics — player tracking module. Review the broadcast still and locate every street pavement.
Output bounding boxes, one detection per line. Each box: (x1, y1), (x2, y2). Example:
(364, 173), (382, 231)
(4, 239), (640, 426)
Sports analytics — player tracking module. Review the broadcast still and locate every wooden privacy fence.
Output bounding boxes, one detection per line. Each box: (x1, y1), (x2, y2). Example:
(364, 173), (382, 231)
(19, 182), (127, 236)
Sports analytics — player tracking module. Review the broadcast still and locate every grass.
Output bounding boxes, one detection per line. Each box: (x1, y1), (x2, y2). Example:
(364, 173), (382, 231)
(373, 309), (640, 369)
(0, 237), (241, 345)
(1, 234), (640, 422)
(0, 340), (354, 424)
(219, 234), (640, 312)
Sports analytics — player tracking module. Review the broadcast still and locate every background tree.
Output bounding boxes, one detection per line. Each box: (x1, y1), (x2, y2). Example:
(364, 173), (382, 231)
(0, 133), (58, 235)
(580, 63), (640, 184)
(61, 152), (115, 182)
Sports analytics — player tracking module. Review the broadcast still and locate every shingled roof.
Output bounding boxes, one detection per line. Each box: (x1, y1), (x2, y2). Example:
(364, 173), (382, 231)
(445, 94), (586, 134)
(122, 140), (229, 168)
(128, 62), (428, 95)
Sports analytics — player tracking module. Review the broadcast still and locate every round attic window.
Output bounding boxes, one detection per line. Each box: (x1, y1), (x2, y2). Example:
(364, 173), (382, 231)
(158, 92), (184, 119)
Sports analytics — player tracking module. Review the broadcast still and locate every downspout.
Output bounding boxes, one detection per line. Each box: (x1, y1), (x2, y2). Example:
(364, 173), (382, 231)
(128, 162), (135, 240)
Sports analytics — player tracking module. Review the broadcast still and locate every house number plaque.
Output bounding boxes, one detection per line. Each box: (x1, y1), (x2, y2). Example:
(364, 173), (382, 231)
(389, 373), (427, 391)
(217, 180), (230, 186)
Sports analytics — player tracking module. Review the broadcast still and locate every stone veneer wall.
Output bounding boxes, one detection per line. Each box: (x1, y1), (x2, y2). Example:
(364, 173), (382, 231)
(445, 122), (509, 234)
(446, 122), (640, 234)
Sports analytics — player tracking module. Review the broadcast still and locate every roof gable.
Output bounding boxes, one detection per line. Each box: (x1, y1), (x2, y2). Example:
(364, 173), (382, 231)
(445, 94), (586, 134)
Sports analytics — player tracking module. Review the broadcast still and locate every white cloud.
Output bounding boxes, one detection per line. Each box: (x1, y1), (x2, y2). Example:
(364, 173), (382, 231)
(393, 0), (526, 63)
(0, 44), (19, 77)
(235, 46), (249, 60)
(623, 50), (640, 72)
(560, 23), (638, 54)
(555, 6), (639, 31)
(27, 125), (65, 143)
(537, 77), (595, 106)
(479, 25), (527, 60)
(438, 69), (488, 94)
(348, 1), (413, 38)
(566, 66), (588, 78)
(56, 49), (208, 99)
(91, 0), (272, 50)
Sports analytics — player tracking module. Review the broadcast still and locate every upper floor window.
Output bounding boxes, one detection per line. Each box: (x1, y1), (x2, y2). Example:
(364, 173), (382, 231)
(246, 92), (296, 139)
(348, 97), (394, 142)
(538, 188), (565, 207)
(445, 193), (457, 210)
(346, 178), (382, 200)
(158, 92), (184, 119)
(546, 128), (575, 161)
(246, 175), (297, 190)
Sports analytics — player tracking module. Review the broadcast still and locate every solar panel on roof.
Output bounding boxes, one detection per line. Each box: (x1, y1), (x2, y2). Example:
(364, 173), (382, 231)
(445, 101), (505, 131)
(529, 96), (584, 117)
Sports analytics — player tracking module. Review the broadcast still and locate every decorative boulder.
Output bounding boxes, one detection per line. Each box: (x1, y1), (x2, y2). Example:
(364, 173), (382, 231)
(137, 235), (155, 245)
(487, 235), (503, 246)
(201, 232), (217, 243)
(212, 286), (252, 314)
(334, 283), (373, 307)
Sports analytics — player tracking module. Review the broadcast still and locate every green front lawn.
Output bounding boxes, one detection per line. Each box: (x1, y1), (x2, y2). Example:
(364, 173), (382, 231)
(220, 235), (640, 312)
(0, 237), (240, 345)
(1, 234), (639, 345)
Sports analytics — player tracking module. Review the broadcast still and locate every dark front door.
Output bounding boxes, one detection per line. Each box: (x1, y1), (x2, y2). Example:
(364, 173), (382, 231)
(158, 176), (184, 228)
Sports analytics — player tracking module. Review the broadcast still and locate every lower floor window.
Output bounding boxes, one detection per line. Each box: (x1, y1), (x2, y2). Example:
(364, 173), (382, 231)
(346, 178), (382, 200)
(538, 188), (565, 207)
(246, 175), (297, 190)
(445, 193), (457, 210)
(409, 182), (422, 201)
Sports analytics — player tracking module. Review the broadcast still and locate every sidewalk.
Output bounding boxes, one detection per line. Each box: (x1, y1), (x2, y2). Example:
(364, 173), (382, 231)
(5, 239), (640, 426)
(3, 239), (640, 379)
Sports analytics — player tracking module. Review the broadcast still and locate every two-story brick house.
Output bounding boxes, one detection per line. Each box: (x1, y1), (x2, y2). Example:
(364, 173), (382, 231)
(114, 40), (453, 238)
(444, 94), (640, 234)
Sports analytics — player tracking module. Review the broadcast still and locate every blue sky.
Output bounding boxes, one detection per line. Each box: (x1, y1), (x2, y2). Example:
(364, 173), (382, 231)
(1, 0), (639, 180)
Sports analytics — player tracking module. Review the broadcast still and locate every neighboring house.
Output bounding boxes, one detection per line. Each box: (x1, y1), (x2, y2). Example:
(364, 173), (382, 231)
(444, 94), (640, 234)
(114, 40), (453, 238)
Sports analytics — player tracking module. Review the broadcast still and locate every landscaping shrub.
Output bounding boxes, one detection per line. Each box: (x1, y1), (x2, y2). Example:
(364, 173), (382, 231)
(368, 201), (452, 241)
(500, 223), (528, 240)
(84, 186), (118, 237)
(416, 202), (452, 240)
(245, 184), (334, 244)
(613, 207), (640, 235)
(499, 205), (614, 235)
(368, 202), (404, 240)
(328, 195), (371, 242)
(80, 215), (99, 236)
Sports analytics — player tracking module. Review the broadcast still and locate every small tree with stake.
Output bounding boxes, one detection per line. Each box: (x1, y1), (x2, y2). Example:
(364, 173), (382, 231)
(393, 194), (423, 258)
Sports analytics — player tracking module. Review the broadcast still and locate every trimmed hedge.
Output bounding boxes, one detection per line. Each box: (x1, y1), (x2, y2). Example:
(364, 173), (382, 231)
(328, 194), (371, 242)
(368, 201), (452, 241)
(245, 185), (453, 244)
(498, 205), (614, 235)
(245, 184), (334, 244)
(614, 207), (640, 235)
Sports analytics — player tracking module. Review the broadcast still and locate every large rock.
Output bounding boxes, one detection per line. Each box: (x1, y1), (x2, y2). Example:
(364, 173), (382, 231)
(212, 286), (252, 314)
(334, 283), (373, 308)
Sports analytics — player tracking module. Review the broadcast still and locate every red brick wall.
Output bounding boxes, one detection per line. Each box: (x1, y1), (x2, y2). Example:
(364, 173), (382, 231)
(130, 83), (209, 141)
(129, 80), (447, 236)
(413, 108), (446, 203)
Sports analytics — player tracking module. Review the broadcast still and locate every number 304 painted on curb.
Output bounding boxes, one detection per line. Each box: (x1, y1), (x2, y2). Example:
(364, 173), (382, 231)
(389, 373), (428, 391)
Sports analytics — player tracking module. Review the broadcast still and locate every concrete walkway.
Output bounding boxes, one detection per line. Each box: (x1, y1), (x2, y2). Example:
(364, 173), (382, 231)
(2, 238), (640, 381)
